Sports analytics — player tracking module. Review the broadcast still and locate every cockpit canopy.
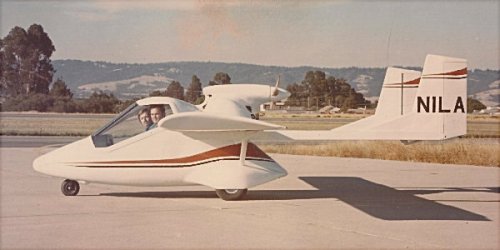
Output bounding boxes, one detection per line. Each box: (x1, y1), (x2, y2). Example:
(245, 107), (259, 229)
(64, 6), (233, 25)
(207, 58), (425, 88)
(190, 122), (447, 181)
(92, 97), (199, 147)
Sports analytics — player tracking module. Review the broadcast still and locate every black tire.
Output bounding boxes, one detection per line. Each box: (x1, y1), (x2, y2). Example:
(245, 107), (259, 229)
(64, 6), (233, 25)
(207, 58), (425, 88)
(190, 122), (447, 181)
(215, 189), (247, 201)
(61, 179), (80, 196)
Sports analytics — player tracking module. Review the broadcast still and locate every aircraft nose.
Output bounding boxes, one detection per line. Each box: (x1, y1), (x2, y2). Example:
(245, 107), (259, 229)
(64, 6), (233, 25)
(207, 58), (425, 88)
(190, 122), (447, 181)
(33, 154), (49, 174)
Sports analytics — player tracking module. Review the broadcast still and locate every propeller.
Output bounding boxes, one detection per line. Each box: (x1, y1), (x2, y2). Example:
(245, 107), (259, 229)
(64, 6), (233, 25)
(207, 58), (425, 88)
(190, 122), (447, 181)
(272, 75), (281, 96)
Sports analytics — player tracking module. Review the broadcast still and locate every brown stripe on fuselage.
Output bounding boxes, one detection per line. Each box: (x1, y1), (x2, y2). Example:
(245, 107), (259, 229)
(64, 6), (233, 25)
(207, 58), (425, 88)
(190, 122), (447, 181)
(74, 143), (271, 165)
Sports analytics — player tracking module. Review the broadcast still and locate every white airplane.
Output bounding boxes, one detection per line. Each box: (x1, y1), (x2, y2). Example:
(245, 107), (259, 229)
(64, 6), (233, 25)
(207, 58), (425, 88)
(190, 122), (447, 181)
(33, 54), (467, 200)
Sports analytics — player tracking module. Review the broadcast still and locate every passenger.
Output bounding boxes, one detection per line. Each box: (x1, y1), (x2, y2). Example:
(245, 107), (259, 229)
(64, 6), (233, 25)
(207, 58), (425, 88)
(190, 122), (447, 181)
(137, 107), (153, 131)
(149, 105), (166, 129)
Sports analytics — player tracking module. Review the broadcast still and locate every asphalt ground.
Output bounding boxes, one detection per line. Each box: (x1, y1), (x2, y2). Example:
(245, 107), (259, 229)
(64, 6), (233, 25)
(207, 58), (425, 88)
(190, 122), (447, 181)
(0, 145), (498, 249)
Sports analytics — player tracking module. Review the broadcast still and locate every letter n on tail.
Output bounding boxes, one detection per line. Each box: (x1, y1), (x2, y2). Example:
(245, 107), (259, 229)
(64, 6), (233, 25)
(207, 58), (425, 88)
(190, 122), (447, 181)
(417, 96), (429, 113)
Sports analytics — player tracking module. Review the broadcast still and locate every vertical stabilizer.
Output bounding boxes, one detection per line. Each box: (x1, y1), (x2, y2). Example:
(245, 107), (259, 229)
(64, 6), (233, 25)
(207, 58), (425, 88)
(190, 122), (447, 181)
(414, 54), (467, 139)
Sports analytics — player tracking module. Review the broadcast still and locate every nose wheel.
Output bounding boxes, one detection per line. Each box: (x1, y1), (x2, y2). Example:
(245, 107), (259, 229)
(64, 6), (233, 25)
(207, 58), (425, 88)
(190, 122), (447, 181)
(61, 179), (80, 196)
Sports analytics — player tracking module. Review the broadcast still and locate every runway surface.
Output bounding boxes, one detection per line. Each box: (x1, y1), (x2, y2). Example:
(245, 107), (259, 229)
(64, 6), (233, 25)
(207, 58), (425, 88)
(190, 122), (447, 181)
(1, 145), (499, 249)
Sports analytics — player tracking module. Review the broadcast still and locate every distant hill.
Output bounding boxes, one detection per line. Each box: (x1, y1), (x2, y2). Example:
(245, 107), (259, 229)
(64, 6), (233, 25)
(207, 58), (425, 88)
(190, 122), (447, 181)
(52, 60), (499, 106)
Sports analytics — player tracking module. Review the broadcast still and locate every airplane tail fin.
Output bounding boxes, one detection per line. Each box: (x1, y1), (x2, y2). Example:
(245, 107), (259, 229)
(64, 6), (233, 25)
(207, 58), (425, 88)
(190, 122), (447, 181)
(340, 54), (467, 140)
(376, 67), (421, 118)
(273, 54), (467, 141)
(413, 54), (467, 139)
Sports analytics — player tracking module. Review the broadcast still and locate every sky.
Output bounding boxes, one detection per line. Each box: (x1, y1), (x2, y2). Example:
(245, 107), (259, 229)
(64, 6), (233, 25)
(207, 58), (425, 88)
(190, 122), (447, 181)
(1, 0), (498, 69)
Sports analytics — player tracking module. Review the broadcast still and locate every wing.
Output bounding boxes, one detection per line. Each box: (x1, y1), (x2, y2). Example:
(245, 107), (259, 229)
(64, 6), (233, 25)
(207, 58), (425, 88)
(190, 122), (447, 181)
(159, 112), (284, 132)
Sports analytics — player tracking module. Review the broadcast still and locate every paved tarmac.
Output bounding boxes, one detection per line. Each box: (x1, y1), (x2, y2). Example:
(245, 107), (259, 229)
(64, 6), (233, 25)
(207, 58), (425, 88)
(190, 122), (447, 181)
(1, 146), (499, 249)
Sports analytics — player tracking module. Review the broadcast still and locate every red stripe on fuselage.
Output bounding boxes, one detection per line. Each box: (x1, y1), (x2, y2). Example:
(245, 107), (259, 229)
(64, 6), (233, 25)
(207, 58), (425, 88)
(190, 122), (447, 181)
(424, 67), (467, 77)
(384, 77), (421, 86)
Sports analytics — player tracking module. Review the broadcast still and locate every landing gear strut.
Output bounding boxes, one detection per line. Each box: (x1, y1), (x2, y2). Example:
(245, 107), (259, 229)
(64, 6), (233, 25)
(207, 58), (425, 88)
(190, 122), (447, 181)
(61, 179), (80, 196)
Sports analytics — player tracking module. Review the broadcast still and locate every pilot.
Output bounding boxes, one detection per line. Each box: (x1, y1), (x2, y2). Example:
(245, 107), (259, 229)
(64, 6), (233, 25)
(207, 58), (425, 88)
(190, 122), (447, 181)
(137, 107), (153, 131)
(149, 105), (166, 129)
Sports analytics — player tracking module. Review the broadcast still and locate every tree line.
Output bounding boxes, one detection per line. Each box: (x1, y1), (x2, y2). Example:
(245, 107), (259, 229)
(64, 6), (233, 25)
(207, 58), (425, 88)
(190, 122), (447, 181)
(285, 71), (369, 111)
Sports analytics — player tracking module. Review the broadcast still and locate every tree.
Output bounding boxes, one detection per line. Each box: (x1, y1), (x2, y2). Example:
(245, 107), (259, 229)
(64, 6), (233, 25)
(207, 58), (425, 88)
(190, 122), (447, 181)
(26, 24), (55, 94)
(285, 70), (368, 110)
(334, 95), (346, 108)
(467, 97), (486, 113)
(209, 72), (231, 85)
(1, 26), (28, 96)
(0, 38), (4, 95)
(81, 91), (119, 113)
(185, 75), (202, 103)
(50, 78), (73, 98)
(2, 93), (53, 112)
(48, 78), (76, 112)
(165, 81), (184, 100)
(285, 83), (307, 107)
(0, 24), (55, 96)
(149, 90), (167, 97)
(114, 98), (138, 113)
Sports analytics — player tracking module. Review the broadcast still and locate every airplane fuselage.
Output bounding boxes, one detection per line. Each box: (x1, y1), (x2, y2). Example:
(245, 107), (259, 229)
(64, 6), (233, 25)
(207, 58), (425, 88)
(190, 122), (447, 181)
(34, 130), (287, 189)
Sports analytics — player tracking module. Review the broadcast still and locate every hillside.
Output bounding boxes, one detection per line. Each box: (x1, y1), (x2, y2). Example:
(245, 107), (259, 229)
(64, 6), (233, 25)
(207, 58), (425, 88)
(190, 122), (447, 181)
(53, 60), (499, 105)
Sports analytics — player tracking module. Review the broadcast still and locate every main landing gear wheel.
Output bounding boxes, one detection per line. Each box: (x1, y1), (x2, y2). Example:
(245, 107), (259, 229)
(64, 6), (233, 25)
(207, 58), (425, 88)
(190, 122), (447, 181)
(215, 189), (248, 201)
(61, 179), (80, 196)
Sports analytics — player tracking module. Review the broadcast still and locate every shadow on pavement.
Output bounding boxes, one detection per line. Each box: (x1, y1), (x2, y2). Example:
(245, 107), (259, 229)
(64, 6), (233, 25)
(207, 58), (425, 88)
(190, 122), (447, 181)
(295, 177), (491, 221)
(101, 176), (494, 221)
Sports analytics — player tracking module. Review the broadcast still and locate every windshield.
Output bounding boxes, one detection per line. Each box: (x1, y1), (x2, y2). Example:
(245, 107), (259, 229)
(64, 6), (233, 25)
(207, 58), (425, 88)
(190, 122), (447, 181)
(92, 103), (172, 147)
(93, 103), (138, 136)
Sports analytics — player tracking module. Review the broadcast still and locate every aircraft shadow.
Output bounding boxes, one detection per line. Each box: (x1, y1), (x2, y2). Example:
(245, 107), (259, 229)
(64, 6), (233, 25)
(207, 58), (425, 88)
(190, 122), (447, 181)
(100, 176), (495, 221)
(294, 177), (492, 221)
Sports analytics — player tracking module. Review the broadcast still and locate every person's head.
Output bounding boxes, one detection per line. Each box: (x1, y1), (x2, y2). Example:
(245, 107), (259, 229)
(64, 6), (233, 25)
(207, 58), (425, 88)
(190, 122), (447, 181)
(150, 105), (166, 124)
(137, 108), (152, 128)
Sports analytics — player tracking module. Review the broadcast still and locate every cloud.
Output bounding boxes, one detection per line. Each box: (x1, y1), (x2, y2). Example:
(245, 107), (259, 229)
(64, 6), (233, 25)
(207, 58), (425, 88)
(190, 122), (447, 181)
(61, 1), (194, 22)
(63, 0), (250, 22)
(74, 0), (334, 16)
(173, 2), (246, 54)
(89, 0), (201, 13)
